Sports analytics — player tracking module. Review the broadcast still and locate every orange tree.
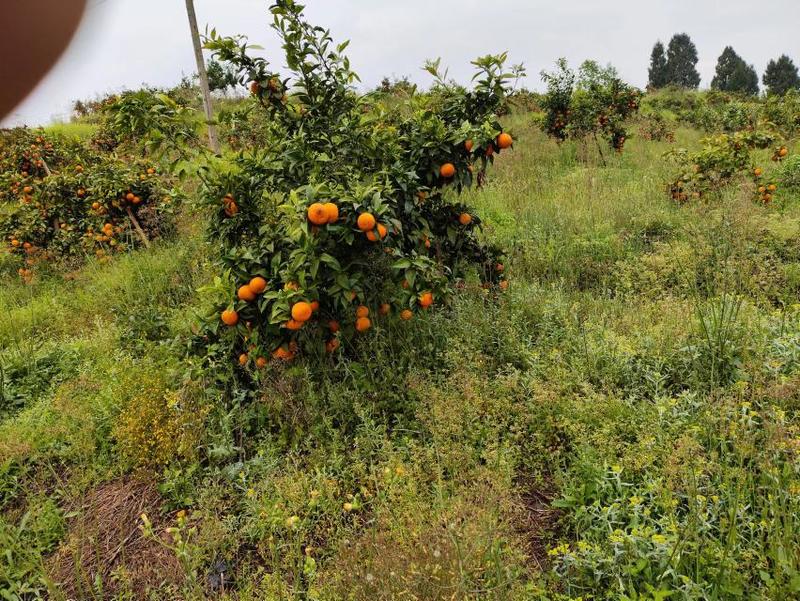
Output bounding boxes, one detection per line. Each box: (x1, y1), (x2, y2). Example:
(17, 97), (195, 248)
(665, 130), (779, 203)
(540, 59), (641, 156)
(195, 0), (513, 377)
(0, 128), (176, 280)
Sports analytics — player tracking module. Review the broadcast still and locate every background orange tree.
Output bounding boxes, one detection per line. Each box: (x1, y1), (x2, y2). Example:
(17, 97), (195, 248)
(0, 128), (175, 281)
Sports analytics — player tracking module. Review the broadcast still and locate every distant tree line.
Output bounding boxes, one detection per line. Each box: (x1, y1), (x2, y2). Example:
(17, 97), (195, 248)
(648, 34), (800, 96)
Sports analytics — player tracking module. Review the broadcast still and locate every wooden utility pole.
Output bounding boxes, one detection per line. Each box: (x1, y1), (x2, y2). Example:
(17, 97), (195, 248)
(184, 0), (220, 154)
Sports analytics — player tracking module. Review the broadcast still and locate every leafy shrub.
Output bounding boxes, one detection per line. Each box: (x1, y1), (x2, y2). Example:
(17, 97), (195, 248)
(194, 0), (512, 379)
(95, 89), (199, 151)
(637, 113), (675, 142)
(643, 86), (702, 117)
(762, 89), (800, 137)
(679, 90), (760, 133)
(507, 88), (541, 113)
(779, 154), (800, 190)
(665, 130), (775, 201)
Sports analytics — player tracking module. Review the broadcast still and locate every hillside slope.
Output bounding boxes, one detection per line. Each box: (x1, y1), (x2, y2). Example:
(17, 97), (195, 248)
(2, 113), (800, 599)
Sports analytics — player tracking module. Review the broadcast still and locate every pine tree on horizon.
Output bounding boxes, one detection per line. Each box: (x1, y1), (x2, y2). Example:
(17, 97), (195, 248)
(648, 41), (668, 89)
(665, 33), (701, 89)
(762, 54), (800, 95)
(711, 46), (759, 95)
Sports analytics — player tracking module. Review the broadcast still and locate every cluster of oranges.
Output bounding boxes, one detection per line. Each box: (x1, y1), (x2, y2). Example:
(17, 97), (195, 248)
(214, 131), (516, 368)
(250, 77), (285, 101)
(83, 221), (125, 248)
(219, 274), (442, 366)
(355, 212), (388, 241)
(15, 135), (56, 179)
(753, 167), (779, 204)
(307, 202), (340, 227)
(441, 132), (513, 180)
(8, 237), (49, 282)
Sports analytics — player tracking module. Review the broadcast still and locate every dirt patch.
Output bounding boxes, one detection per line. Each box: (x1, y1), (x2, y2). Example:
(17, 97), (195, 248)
(46, 476), (184, 599)
(514, 477), (561, 571)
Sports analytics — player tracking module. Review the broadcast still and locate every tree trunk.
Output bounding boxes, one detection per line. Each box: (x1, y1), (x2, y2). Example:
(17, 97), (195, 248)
(126, 207), (151, 248)
(184, 0), (220, 154)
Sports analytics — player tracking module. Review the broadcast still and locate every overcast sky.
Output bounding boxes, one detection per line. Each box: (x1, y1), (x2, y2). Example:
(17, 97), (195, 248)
(4, 0), (800, 127)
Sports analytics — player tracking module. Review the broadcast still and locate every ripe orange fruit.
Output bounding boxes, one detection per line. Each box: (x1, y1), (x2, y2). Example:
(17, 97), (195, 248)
(357, 212), (376, 231)
(22, 242), (31, 250)
(256, 356), (268, 368)
(779, 147), (788, 157)
(310, 300), (320, 312)
(23, 186), (32, 194)
(272, 346), (293, 361)
(239, 353), (249, 366)
(401, 279), (410, 289)
(366, 223), (388, 241)
(326, 338), (340, 353)
(238, 285), (256, 302)
(126, 192), (135, 201)
(285, 319), (304, 330)
(291, 301), (313, 322)
(495, 263), (504, 273)
(92, 202), (101, 210)
(356, 305), (369, 318)
(249, 81), (260, 95)
(75, 165), (83, 173)
(424, 236), (431, 249)
(10, 239), (19, 247)
(499, 280), (509, 291)
(417, 191), (427, 202)
(758, 186), (766, 193)
(379, 303), (391, 315)
(400, 309), (413, 321)
(465, 139), (474, 152)
(485, 144), (495, 157)
(249, 276), (267, 294)
(440, 163), (455, 178)
(308, 202), (329, 225)
(768, 184), (777, 192)
(496, 132), (513, 149)
(221, 309), (239, 326)
(355, 316), (371, 332)
(459, 213), (473, 226)
(328, 320), (340, 333)
(754, 167), (763, 177)
(323, 202), (339, 223)
(418, 291), (433, 309)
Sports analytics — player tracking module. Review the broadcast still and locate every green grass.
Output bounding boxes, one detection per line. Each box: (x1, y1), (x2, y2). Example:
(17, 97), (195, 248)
(43, 121), (99, 140)
(2, 110), (800, 600)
